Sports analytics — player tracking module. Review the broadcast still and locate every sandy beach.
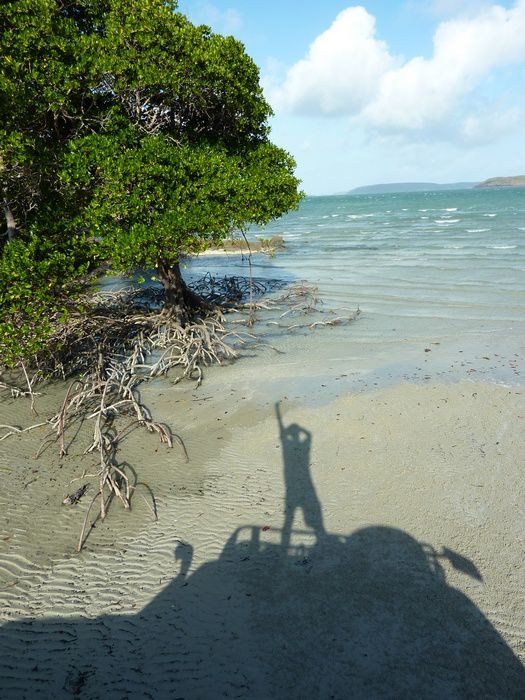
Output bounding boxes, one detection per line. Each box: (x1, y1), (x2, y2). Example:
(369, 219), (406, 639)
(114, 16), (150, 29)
(3, 0), (525, 694)
(2, 189), (525, 698)
(1, 348), (524, 697)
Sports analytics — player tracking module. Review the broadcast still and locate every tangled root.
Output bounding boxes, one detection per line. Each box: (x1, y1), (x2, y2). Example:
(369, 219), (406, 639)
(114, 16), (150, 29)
(0, 274), (360, 551)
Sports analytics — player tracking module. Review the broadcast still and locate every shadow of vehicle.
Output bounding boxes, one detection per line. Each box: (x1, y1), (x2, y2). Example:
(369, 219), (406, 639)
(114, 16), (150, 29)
(2, 408), (524, 698)
(1, 524), (523, 699)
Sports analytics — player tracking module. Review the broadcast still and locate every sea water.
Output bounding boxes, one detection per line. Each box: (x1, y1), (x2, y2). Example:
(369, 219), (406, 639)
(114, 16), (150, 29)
(1, 191), (523, 693)
(188, 188), (525, 391)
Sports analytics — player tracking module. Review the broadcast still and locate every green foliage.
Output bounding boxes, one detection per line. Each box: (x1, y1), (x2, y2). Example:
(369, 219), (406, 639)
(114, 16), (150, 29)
(0, 0), (303, 366)
(0, 234), (90, 365)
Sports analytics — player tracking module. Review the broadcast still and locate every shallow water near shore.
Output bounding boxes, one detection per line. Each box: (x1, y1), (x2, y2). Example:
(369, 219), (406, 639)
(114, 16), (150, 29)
(190, 187), (525, 388)
(1, 189), (524, 697)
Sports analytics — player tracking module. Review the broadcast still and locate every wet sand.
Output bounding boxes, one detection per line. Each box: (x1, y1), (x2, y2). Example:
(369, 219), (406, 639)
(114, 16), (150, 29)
(1, 348), (524, 697)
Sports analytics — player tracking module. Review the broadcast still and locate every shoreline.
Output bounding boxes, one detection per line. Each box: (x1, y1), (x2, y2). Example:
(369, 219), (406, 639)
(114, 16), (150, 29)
(1, 218), (524, 695)
(194, 234), (286, 257)
(195, 247), (259, 256)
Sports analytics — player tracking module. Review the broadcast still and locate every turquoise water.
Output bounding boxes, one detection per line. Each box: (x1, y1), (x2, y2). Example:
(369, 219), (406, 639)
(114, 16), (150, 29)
(189, 188), (525, 388)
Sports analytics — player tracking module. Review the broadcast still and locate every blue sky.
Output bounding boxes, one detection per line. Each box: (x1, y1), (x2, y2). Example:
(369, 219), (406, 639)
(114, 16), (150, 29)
(178, 1), (525, 195)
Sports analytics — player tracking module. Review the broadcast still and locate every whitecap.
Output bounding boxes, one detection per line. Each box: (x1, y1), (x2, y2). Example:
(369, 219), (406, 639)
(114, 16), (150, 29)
(483, 213), (497, 217)
(466, 228), (490, 233)
(487, 245), (517, 249)
(443, 207), (458, 212)
(434, 219), (460, 224)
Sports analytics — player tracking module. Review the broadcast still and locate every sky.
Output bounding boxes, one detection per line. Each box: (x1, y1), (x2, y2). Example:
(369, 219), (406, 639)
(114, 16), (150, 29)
(177, 0), (525, 195)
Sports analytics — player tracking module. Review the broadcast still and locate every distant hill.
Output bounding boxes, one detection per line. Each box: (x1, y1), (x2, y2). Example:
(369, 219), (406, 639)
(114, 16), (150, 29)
(346, 182), (477, 195)
(475, 176), (525, 189)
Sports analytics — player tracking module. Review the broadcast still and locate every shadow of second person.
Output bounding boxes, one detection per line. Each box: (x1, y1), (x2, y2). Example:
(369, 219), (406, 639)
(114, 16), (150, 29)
(275, 402), (326, 550)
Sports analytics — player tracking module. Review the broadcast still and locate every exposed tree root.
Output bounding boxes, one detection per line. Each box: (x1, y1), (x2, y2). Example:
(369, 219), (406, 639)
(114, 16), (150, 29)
(235, 281), (361, 331)
(0, 274), (360, 551)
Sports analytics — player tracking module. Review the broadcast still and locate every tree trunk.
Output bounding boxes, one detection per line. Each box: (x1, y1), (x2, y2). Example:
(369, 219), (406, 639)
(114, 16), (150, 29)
(3, 200), (16, 242)
(157, 259), (214, 324)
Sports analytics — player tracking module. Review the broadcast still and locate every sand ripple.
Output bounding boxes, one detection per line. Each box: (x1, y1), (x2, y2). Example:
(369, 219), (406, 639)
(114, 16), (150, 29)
(1, 376), (524, 698)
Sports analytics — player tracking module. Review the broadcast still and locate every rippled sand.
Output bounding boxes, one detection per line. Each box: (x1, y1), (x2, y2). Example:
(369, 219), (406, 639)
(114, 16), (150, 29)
(1, 359), (524, 697)
(2, 187), (525, 695)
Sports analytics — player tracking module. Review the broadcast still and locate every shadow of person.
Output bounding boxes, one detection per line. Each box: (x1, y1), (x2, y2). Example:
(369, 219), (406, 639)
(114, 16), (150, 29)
(275, 402), (325, 550)
(175, 540), (193, 579)
(1, 525), (524, 699)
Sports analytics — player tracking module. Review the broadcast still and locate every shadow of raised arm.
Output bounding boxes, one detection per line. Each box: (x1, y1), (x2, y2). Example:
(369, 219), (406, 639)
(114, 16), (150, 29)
(275, 401), (284, 435)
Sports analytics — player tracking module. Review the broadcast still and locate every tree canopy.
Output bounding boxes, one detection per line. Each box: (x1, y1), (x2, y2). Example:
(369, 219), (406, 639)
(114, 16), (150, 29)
(0, 0), (303, 364)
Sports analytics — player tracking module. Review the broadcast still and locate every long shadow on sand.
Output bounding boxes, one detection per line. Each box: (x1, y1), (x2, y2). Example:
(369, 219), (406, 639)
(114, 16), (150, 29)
(1, 413), (524, 699)
(275, 401), (326, 550)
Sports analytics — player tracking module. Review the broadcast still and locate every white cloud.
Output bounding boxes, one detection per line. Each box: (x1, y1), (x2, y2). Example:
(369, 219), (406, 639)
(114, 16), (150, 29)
(271, 7), (397, 116)
(185, 1), (242, 34)
(426, 0), (494, 17)
(222, 8), (242, 33)
(271, 1), (525, 139)
(460, 105), (523, 143)
(364, 1), (525, 130)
